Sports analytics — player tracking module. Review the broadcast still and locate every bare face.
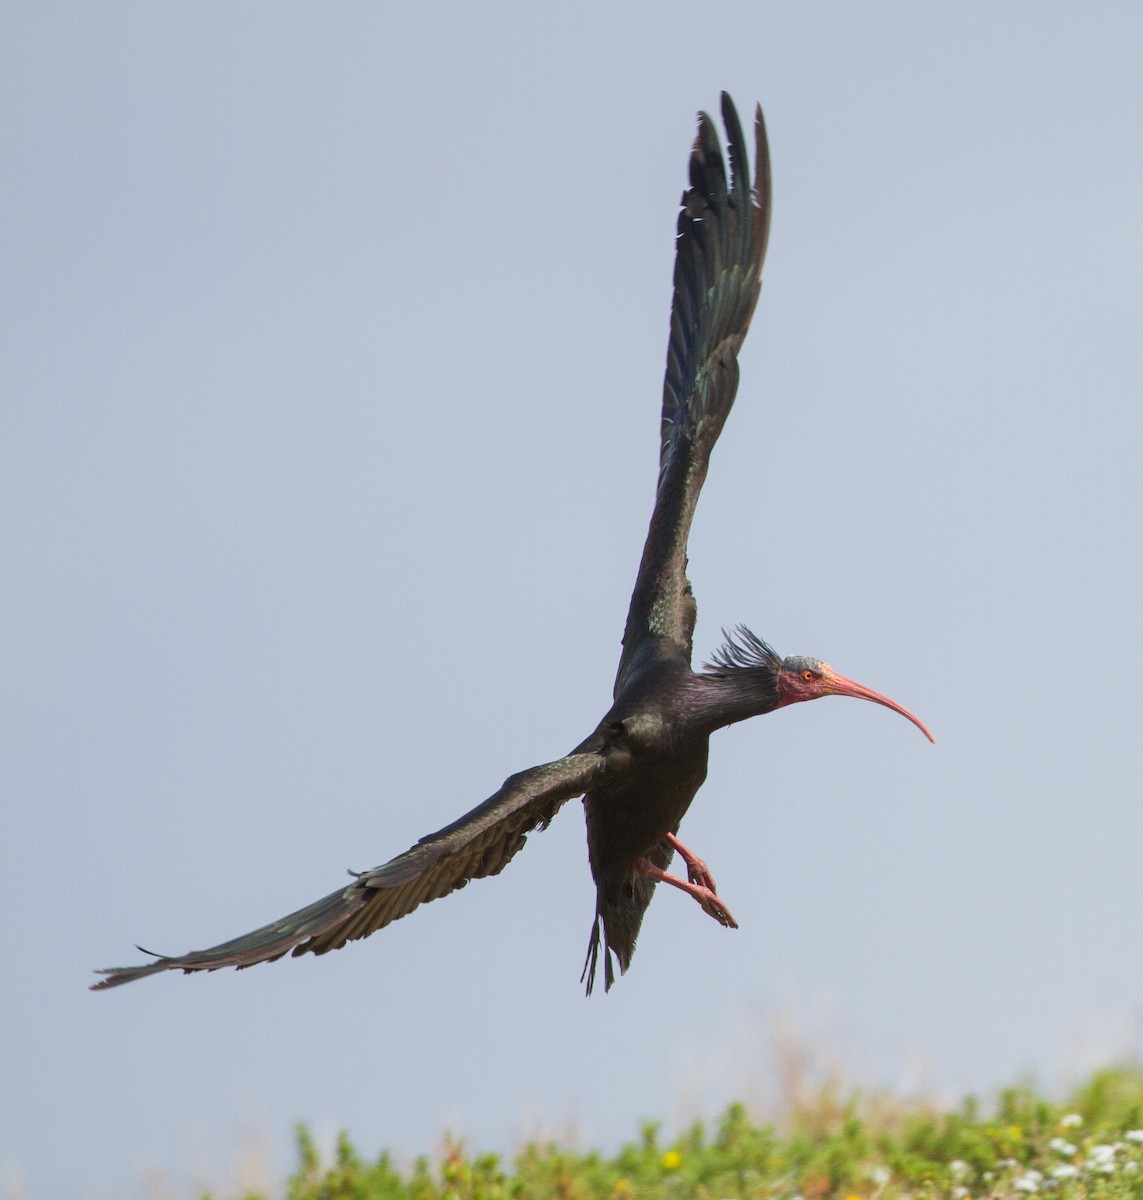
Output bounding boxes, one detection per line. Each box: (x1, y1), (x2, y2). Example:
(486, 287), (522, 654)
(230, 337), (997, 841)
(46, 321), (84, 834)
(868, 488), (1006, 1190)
(777, 656), (934, 742)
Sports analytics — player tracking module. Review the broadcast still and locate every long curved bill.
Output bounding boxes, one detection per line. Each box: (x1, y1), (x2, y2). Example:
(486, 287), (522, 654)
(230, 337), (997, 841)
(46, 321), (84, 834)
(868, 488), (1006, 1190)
(826, 671), (935, 743)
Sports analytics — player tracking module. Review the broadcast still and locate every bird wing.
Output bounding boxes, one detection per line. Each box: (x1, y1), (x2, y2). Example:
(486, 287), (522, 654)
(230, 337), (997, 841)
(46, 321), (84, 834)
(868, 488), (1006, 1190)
(614, 95), (771, 696)
(92, 750), (610, 989)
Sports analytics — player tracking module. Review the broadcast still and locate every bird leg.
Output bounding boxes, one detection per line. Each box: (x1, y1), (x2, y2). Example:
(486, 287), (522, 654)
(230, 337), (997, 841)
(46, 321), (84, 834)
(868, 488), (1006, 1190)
(664, 831), (720, 895)
(634, 856), (739, 929)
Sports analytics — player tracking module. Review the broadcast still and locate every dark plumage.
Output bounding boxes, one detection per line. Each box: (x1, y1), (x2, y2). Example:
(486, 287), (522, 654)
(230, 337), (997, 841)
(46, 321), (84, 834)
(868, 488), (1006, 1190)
(93, 94), (932, 995)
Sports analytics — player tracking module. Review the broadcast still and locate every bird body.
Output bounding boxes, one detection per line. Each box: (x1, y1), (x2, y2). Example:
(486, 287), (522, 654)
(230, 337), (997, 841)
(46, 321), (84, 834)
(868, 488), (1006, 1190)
(94, 94), (932, 995)
(581, 659), (712, 993)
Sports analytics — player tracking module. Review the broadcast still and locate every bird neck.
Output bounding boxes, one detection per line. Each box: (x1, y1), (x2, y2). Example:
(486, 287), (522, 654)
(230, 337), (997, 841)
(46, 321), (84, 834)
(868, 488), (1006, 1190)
(692, 663), (782, 732)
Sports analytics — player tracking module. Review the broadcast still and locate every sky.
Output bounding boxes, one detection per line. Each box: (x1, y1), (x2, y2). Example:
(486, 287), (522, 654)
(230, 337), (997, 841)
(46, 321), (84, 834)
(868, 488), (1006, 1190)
(3, 4), (1143, 1197)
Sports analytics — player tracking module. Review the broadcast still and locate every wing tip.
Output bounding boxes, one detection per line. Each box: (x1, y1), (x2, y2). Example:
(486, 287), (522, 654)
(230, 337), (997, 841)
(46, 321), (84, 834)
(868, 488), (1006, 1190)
(90, 951), (171, 991)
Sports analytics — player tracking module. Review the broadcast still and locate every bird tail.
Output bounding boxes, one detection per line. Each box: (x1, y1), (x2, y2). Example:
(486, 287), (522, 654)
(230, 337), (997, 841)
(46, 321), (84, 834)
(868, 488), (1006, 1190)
(580, 871), (658, 994)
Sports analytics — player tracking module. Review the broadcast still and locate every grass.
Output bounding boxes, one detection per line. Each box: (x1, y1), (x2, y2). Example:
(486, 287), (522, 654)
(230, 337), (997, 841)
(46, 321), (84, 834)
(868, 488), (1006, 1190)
(209, 1066), (1143, 1200)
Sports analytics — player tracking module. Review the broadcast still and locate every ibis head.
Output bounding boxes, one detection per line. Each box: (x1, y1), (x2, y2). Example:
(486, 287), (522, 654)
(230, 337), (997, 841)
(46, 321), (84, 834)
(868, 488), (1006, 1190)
(776, 656), (935, 743)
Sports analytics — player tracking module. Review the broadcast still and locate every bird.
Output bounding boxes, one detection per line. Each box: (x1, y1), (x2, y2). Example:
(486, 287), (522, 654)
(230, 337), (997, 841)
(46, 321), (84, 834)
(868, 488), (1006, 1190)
(93, 93), (932, 995)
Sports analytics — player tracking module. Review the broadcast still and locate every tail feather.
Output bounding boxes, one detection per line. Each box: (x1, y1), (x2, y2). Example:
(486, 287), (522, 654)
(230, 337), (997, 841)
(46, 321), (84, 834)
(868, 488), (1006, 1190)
(580, 869), (659, 994)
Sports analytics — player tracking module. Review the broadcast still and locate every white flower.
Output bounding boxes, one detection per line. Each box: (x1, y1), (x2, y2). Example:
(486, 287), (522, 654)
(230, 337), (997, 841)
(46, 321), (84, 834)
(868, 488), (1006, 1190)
(1125, 1162), (1139, 1173)
(1126, 1130), (1143, 1143)
(948, 1160), (969, 1179)
(1059, 1113), (1084, 1129)
(1014, 1174), (1040, 1192)
(869, 1166), (891, 1186)
(1048, 1138), (1076, 1156)
(952, 1187), (968, 1199)
(1052, 1165), (1079, 1179)
(1083, 1146), (1117, 1175)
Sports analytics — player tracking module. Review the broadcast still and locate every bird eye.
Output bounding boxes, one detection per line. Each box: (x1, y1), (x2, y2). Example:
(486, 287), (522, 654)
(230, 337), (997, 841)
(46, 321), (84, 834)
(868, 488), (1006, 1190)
(802, 669), (816, 682)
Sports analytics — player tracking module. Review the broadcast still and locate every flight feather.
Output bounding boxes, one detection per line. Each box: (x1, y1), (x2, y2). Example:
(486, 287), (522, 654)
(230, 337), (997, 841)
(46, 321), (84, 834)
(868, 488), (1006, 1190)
(615, 95), (771, 695)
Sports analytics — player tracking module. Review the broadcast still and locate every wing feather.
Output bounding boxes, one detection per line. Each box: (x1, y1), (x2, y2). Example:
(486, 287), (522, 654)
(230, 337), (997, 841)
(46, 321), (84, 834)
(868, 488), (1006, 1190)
(92, 752), (609, 989)
(615, 95), (771, 694)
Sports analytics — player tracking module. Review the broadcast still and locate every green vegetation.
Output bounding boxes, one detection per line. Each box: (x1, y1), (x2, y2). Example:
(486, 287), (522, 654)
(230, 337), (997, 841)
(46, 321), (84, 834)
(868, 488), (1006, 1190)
(218, 1066), (1143, 1200)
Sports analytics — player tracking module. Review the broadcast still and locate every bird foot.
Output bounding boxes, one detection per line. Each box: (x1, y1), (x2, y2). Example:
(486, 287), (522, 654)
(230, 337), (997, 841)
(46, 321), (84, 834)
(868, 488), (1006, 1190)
(635, 856), (739, 929)
(664, 831), (719, 894)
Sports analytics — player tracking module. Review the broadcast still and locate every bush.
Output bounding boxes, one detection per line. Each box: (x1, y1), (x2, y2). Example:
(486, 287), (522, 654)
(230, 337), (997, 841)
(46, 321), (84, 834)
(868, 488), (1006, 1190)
(213, 1065), (1143, 1200)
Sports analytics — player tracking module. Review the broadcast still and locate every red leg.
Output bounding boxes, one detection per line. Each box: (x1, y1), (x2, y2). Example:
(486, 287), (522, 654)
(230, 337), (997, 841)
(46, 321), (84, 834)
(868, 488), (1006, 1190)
(635, 857), (738, 929)
(665, 831), (719, 894)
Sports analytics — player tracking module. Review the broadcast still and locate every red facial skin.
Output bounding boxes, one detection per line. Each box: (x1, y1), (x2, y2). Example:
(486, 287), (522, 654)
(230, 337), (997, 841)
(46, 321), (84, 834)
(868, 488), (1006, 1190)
(776, 661), (934, 743)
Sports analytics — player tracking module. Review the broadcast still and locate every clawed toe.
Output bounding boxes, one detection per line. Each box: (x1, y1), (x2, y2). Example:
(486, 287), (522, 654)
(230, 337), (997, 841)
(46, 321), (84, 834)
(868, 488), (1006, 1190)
(687, 862), (718, 893)
(696, 888), (738, 929)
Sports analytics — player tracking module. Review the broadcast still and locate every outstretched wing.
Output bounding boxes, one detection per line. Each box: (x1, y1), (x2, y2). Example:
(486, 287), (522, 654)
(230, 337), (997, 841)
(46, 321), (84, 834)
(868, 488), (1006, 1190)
(92, 751), (609, 989)
(615, 94), (771, 695)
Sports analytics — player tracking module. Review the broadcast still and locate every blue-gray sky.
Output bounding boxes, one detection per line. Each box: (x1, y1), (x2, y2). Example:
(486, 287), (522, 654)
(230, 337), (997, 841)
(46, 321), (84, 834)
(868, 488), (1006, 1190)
(4, 4), (1143, 1197)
